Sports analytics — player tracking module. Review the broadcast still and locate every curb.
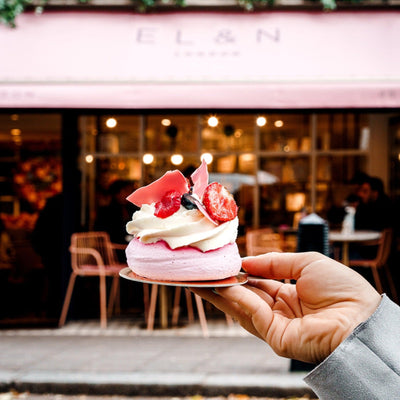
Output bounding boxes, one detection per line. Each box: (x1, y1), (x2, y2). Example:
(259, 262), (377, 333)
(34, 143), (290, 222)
(2, 372), (315, 398)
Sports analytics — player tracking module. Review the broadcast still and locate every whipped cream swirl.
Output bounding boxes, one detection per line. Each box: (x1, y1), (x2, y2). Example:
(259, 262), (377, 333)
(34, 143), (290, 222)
(126, 204), (238, 252)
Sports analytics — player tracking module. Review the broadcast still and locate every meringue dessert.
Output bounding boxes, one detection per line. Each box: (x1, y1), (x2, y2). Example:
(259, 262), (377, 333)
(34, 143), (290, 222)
(125, 160), (241, 281)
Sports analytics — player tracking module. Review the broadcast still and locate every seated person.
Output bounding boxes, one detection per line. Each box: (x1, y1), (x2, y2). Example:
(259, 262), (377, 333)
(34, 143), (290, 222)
(95, 179), (139, 246)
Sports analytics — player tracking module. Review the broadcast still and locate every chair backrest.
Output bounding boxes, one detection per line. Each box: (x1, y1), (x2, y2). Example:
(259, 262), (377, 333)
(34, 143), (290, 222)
(70, 231), (117, 272)
(375, 228), (393, 267)
(246, 227), (282, 256)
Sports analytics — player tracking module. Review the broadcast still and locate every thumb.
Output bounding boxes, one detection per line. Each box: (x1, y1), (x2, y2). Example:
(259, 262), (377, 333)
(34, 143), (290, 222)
(242, 251), (325, 281)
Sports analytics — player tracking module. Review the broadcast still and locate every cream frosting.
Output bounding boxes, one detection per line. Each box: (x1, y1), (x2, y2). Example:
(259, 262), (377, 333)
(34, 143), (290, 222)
(126, 203), (238, 252)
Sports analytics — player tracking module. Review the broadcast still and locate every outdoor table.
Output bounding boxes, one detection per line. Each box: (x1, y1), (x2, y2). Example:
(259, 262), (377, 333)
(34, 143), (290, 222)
(329, 230), (382, 266)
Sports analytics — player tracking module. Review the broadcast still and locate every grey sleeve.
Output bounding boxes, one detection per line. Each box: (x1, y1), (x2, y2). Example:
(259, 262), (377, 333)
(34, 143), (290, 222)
(304, 294), (400, 400)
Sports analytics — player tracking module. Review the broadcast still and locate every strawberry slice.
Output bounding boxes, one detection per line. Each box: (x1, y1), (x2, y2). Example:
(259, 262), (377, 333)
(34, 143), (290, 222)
(154, 190), (182, 218)
(203, 182), (238, 222)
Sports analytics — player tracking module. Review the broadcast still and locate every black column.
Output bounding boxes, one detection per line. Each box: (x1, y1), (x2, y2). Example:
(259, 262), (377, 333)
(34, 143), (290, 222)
(61, 111), (82, 304)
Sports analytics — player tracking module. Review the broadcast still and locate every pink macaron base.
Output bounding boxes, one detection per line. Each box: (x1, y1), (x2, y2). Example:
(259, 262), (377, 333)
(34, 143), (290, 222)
(125, 238), (242, 281)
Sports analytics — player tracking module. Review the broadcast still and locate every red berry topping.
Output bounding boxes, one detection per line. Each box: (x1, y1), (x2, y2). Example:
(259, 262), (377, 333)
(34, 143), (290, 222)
(202, 182), (238, 222)
(154, 190), (182, 218)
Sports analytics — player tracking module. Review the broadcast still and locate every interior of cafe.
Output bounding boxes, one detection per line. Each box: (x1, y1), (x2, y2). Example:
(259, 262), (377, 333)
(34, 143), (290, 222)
(1, 110), (400, 326)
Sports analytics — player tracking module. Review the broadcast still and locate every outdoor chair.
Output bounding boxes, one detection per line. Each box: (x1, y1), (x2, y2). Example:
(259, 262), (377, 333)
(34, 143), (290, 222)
(145, 284), (211, 337)
(349, 228), (398, 303)
(58, 231), (126, 329)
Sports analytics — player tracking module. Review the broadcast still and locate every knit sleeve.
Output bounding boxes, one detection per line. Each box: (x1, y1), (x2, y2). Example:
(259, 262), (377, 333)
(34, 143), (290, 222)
(304, 294), (400, 400)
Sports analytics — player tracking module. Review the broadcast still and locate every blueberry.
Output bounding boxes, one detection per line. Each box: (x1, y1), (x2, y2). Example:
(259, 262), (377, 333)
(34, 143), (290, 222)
(181, 193), (198, 210)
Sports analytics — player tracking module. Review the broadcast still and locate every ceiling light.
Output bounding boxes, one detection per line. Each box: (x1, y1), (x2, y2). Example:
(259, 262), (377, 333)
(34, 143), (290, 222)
(234, 129), (243, 138)
(85, 154), (94, 163)
(143, 153), (154, 165)
(161, 118), (171, 127)
(106, 117), (117, 128)
(171, 154), (183, 166)
(256, 116), (267, 127)
(201, 153), (213, 165)
(207, 116), (219, 128)
(11, 128), (21, 136)
(274, 120), (284, 128)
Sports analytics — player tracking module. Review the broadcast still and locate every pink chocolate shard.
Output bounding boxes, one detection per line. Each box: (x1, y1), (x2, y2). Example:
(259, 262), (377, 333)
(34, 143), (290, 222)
(126, 170), (189, 207)
(191, 158), (209, 199)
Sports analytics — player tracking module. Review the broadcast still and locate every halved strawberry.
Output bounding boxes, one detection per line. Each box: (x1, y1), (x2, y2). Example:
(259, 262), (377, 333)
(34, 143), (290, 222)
(154, 190), (182, 218)
(202, 182), (238, 222)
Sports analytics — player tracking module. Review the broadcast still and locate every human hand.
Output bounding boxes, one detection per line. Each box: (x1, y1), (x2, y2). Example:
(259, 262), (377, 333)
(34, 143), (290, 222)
(191, 251), (381, 364)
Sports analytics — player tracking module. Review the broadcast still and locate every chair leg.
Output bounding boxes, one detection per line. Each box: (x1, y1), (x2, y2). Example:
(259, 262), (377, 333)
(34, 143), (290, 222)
(371, 268), (383, 294)
(147, 284), (158, 331)
(99, 275), (107, 329)
(143, 283), (150, 321)
(194, 294), (209, 338)
(107, 276), (119, 317)
(171, 286), (182, 327)
(185, 289), (194, 323)
(58, 272), (77, 328)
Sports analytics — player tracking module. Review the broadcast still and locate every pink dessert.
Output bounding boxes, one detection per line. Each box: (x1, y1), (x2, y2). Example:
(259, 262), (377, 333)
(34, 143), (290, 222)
(126, 239), (241, 281)
(125, 160), (242, 281)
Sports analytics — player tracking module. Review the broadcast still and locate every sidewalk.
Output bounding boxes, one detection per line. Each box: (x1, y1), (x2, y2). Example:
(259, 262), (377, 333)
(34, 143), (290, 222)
(0, 318), (315, 398)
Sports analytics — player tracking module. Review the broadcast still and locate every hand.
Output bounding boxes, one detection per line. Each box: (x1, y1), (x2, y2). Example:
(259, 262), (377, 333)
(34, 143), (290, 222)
(191, 251), (381, 364)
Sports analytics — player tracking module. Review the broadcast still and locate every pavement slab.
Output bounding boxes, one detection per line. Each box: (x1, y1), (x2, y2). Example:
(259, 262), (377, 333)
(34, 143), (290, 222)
(0, 319), (315, 398)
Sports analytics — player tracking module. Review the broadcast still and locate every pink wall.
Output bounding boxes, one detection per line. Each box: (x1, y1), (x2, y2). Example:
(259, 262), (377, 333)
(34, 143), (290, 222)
(1, 10), (400, 108)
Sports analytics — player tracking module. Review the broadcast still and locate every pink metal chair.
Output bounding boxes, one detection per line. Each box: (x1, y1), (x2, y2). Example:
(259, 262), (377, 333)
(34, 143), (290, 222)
(349, 228), (398, 303)
(58, 231), (125, 329)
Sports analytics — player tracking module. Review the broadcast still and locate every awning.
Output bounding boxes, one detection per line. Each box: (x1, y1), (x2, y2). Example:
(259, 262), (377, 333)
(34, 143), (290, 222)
(1, 10), (400, 109)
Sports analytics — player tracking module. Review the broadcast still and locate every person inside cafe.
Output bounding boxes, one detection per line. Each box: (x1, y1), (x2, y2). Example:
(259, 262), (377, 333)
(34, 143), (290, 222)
(353, 174), (392, 232)
(94, 179), (139, 249)
(348, 174), (393, 263)
(31, 192), (64, 319)
(191, 251), (400, 399)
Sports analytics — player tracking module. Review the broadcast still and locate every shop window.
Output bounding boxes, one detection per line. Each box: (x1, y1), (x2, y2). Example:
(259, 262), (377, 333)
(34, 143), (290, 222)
(259, 114), (309, 152)
(317, 113), (369, 151)
(146, 115), (199, 154)
(201, 114), (255, 154)
(0, 113), (62, 323)
(0, 113), (62, 218)
(79, 111), (372, 234)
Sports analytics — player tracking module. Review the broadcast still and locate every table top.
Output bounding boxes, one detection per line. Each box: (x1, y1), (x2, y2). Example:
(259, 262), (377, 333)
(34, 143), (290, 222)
(329, 230), (381, 242)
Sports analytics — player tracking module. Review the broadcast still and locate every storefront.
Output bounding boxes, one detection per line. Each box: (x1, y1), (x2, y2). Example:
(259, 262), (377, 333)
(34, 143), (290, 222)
(1, 9), (400, 323)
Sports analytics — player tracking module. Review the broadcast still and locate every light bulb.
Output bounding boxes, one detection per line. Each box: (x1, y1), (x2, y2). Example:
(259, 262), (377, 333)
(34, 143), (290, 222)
(106, 117), (117, 128)
(171, 154), (183, 165)
(143, 153), (154, 165)
(207, 116), (219, 128)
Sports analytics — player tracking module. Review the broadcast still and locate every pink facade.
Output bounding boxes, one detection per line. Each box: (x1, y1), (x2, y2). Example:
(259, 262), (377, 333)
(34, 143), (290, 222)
(1, 10), (400, 108)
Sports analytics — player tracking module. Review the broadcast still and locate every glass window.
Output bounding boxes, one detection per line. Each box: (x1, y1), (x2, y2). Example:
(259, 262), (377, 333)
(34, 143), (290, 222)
(259, 114), (310, 152)
(201, 114), (255, 154)
(145, 115), (199, 154)
(0, 113), (62, 216)
(316, 113), (369, 151)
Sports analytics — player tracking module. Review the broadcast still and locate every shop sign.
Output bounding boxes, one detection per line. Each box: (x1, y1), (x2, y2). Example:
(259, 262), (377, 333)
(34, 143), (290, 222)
(1, 11), (400, 108)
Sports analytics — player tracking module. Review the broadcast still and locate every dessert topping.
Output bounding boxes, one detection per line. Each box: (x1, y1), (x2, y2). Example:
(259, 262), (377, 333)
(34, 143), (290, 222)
(127, 170), (188, 207)
(190, 158), (209, 199)
(181, 193), (198, 210)
(126, 161), (238, 223)
(154, 190), (182, 219)
(203, 182), (238, 222)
